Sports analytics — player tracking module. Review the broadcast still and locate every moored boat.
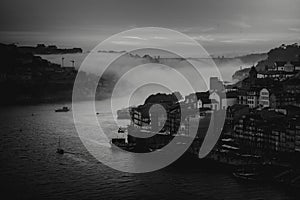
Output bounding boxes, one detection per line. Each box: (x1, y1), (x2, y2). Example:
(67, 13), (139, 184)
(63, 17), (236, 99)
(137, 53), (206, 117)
(233, 171), (259, 181)
(55, 106), (70, 112)
(56, 137), (64, 154)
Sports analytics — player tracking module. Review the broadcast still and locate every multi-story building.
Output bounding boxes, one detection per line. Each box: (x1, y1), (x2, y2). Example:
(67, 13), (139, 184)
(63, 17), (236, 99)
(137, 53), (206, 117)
(238, 88), (260, 108)
(259, 88), (270, 107)
(291, 61), (300, 71)
(233, 112), (300, 153)
(258, 88), (297, 108)
(269, 92), (297, 108)
(225, 104), (249, 130)
(259, 61), (300, 80)
(287, 117), (300, 152)
(284, 78), (300, 94)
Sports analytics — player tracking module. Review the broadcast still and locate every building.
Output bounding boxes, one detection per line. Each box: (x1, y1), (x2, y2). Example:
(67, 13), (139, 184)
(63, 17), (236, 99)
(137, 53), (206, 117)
(238, 88), (260, 108)
(291, 61), (300, 71)
(258, 71), (296, 80)
(284, 78), (300, 94)
(184, 92), (211, 110)
(259, 88), (270, 108)
(259, 61), (300, 80)
(256, 87), (298, 109)
(221, 91), (238, 110)
(269, 91), (297, 108)
(275, 61), (286, 71)
(287, 117), (300, 152)
(210, 77), (224, 92)
(233, 111), (300, 153)
(225, 104), (249, 130)
(233, 114), (266, 153)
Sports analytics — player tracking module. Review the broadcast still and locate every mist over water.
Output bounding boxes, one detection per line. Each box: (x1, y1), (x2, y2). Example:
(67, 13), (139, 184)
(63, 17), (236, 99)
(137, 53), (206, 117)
(41, 52), (251, 108)
(41, 52), (246, 83)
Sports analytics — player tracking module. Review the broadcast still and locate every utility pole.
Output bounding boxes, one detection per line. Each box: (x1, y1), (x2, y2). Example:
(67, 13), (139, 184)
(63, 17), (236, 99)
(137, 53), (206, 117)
(70, 60), (75, 68)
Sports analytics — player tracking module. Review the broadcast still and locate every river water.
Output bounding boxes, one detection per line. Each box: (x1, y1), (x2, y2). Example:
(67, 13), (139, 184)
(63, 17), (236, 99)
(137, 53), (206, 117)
(0, 102), (297, 200)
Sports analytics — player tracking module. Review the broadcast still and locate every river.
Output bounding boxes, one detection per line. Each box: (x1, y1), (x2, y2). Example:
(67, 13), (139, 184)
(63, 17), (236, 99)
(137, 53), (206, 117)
(0, 102), (296, 200)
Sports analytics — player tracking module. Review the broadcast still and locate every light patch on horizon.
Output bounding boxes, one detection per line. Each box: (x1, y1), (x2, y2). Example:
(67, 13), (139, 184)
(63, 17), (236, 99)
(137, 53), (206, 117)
(179, 27), (217, 34)
(289, 28), (300, 32)
(153, 36), (168, 40)
(229, 21), (252, 29)
(221, 38), (269, 44)
(110, 40), (143, 46)
(122, 36), (147, 40)
(190, 35), (215, 42)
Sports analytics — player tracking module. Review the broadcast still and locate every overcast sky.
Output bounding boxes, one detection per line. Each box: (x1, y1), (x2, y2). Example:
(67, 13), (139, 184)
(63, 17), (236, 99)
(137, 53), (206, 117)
(1, 0), (300, 56)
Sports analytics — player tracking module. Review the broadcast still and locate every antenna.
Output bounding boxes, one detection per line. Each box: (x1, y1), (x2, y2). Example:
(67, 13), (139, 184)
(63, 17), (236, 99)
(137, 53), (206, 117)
(70, 60), (75, 68)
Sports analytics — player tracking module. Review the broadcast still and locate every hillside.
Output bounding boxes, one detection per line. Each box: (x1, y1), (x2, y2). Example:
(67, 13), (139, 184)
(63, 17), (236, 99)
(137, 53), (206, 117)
(232, 43), (300, 82)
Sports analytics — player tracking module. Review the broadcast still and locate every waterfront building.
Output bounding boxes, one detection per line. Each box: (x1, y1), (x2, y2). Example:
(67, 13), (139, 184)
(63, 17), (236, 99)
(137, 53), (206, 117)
(269, 92), (297, 108)
(259, 61), (300, 80)
(225, 104), (249, 130)
(233, 111), (300, 153)
(258, 88), (297, 108)
(238, 88), (261, 108)
(287, 117), (300, 152)
(259, 88), (270, 108)
(275, 61), (286, 71)
(283, 78), (300, 94)
(210, 77), (224, 92)
(292, 61), (300, 71)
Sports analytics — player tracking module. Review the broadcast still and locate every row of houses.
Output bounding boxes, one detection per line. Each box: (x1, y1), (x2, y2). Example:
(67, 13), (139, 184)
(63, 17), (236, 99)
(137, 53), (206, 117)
(267, 61), (300, 72)
(258, 61), (300, 80)
(228, 62), (300, 154)
(129, 77), (232, 138)
(129, 63), (300, 155)
(233, 110), (300, 153)
(236, 66), (300, 108)
(237, 87), (299, 108)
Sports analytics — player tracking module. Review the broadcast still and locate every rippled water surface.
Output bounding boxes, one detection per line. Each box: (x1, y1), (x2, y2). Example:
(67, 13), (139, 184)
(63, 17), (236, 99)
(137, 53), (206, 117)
(0, 102), (297, 200)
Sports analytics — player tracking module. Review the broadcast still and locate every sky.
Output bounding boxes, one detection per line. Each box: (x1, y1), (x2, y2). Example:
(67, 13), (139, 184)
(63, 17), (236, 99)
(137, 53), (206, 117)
(0, 0), (300, 56)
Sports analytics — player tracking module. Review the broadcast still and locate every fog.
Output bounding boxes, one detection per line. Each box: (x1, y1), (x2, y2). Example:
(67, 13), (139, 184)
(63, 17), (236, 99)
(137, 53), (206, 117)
(42, 51), (255, 109)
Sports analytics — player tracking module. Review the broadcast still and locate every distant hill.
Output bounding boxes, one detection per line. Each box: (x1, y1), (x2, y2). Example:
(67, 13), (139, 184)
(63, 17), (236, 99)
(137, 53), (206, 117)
(0, 43), (78, 104)
(235, 53), (268, 65)
(19, 44), (83, 55)
(232, 68), (252, 83)
(255, 43), (300, 71)
(232, 43), (300, 82)
(211, 53), (267, 65)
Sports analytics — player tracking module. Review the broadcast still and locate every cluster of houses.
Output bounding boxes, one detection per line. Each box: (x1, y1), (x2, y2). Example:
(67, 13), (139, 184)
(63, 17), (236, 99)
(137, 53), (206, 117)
(130, 76), (231, 138)
(258, 61), (300, 80)
(129, 61), (300, 156)
(236, 67), (300, 109)
(227, 64), (300, 155)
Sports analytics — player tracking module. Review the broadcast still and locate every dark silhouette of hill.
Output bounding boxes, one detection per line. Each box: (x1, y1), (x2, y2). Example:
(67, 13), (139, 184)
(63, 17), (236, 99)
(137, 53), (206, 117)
(232, 43), (300, 81)
(0, 43), (77, 104)
(19, 44), (83, 54)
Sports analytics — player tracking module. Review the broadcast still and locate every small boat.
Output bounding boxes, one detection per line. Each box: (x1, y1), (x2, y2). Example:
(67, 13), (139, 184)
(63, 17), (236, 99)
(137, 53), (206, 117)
(110, 127), (136, 150)
(233, 165), (262, 181)
(55, 106), (70, 112)
(56, 137), (64, 154)
(118, 127), (126, 133)
(110, 138), (135, 151)
(233, 172), (259, 181)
